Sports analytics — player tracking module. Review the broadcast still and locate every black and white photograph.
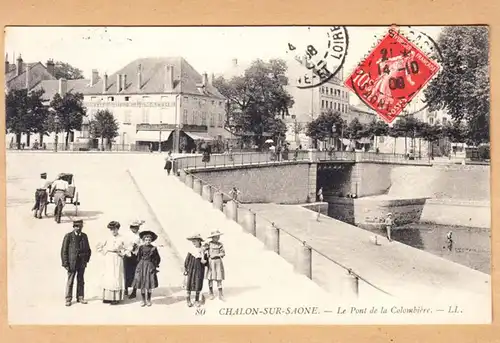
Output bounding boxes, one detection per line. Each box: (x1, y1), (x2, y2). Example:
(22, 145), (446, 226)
(4, 25), (490, 325)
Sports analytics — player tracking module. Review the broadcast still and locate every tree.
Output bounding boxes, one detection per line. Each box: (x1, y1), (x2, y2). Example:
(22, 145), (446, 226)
(50, 92), (86, 149)
(89, 109), (119, 150)
(305, 109), (345, 149)
(213, 59), (294, 148)
(366, 119), (389, 149)
(26, 89), (50, 146)
(54, 61), (85, 80)
(419, 122), (442, 159)
(423, 26), (489, 145)
(6, 89), (29, 149)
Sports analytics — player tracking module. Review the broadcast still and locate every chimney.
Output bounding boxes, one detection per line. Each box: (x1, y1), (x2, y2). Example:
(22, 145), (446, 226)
(122, 74), (127, 90)
(116, 74), (121, 92)
(165, 65), (174, 92)
(232, 58), (238, 67)
(137, 64), (142, 90)
(58, 78), (68, 96)
(202, 72), (208, 87)
(46, 59), (55, 76)
(90, 69), (99, 86)
(16, 54), (23, 76)
(102, 73), (108, 93)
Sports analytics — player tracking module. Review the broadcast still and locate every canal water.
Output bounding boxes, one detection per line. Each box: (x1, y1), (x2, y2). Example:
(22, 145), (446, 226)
(362, 224), (491, 274)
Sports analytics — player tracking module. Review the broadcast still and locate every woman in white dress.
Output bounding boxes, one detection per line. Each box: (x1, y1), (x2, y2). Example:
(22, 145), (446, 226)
(96, 221), (129, 304)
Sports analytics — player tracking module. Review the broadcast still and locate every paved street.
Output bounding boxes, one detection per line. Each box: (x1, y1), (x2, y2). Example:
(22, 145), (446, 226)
(6, 152), (330, 325)
(6, 152), (491, 325)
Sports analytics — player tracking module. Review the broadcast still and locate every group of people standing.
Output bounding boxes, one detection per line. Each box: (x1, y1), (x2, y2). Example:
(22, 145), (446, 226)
(61, 219), (161, 307)
(32, 172), (69, 221)
(60, 219), (227, 308)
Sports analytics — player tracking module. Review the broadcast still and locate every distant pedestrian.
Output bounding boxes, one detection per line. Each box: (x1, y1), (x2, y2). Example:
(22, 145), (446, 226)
(132, 230), (161, 307)
(229, 187), (240, 202)
(32, 172), (50, 219)
(385, 213), (394, 242)
(61, 219), (92, 306)
(183, 234), (208, 307)
(316, 187), (324, 221)
(446, 231), (453, 251)
(205, 230), (226, 301)
(294, 147), (299, 161)
(164, 151), (173, 175)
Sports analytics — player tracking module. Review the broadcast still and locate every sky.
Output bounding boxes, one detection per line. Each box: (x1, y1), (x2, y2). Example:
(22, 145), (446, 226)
(4, 26), (444, 79)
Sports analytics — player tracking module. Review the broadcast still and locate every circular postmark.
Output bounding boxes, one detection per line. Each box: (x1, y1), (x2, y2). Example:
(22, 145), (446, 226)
(345, 26), (443, 122)
(286, 26), (349, 89)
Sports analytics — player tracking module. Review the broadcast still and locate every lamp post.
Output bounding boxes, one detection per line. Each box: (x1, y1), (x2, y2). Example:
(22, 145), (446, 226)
(50, 107), (60, 153)
(173, 94), (181, 153)
(158, 120), (163, 152)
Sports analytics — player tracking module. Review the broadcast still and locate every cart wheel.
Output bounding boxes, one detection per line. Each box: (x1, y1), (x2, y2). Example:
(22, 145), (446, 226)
(75, 192), (79, 216)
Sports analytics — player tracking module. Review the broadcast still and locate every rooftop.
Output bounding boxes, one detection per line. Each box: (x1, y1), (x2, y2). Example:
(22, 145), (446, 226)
(84, 56), (225, 99)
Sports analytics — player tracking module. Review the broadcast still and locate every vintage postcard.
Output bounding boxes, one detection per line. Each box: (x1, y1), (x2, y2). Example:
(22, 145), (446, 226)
(4, 25), (491, 325)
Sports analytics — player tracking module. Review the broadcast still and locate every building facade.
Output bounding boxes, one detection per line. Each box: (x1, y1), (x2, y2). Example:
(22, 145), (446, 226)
(82, 57), (228, 152)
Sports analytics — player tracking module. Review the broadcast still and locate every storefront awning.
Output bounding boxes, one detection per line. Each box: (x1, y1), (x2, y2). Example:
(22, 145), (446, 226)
(135, 130), (173, 142)
(184, 131), (215, 141)
(357, 138), (372, 144)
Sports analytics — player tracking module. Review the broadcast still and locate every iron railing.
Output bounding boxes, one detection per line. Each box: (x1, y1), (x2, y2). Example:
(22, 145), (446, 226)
(174, 150), (431, 172)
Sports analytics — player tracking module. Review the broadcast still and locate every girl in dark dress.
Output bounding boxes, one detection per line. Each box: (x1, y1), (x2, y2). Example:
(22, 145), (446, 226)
(131, 230), (161, 307)
(184, 234), (208, 307)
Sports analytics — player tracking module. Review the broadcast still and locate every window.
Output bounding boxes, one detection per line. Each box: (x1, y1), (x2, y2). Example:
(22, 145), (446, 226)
(218, 113), (224, 127)
(190, 112), (195, 125)
(429, 117), (434, 125)
(124, 110), (131, 124)
(219, 101), (223, 106)
(442, 117), (448, 124)
(212, 100), (215, 105)
(210, 113), (215, 127)
(184, 96), (189, 101)
(330, 88), (333, 95)
(107, 96), (114, 101)
(125, 96), (130, 101)
(321, 100), (325, 108)
(330, 101), (333, 109)
(142, 107), (149, 123)
(183, 109), (188, 125)
(201, 112), (207, 125)
(321, 87), (324, 94)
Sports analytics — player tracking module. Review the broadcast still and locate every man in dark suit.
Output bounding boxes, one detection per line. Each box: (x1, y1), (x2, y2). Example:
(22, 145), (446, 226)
(61, 219), (92, 306)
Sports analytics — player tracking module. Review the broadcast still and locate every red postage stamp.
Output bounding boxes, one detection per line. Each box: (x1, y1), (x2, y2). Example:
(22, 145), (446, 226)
(344, 27), (441, 123)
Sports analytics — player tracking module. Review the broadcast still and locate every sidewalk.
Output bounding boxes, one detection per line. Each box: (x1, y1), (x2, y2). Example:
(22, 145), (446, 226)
(249, 203), (491, 302)
(128, 164), (331, 308)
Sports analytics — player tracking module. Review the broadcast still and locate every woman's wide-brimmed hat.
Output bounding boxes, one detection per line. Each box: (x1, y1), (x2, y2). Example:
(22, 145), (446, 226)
(139, 230), (158, 242)
(387, 213), (393, 216)
(130, 219), (145, 227)
(207, 230), (224, 239)
(186, 233), (204, 241)
(107, 221), (121, 230)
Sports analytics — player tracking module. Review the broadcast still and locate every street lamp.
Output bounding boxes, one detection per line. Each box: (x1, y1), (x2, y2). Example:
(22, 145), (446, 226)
(158, 120), (163, 152)
(49, 107), (60, 153)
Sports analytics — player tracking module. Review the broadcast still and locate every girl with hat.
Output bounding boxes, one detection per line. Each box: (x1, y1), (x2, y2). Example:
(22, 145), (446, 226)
(96, 221), (129, 304)
(131, 230), (161, 307)
(183, 234), (208, 307)
(205, 230), (226, 301)
(124, 219), (146, 299)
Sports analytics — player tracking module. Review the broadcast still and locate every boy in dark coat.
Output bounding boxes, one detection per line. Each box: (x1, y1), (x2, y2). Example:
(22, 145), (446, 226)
(61, 220), (92, 306)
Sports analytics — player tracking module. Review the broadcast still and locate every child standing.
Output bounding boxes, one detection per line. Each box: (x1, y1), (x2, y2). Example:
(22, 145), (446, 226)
(184, 234), (208, 307)
(205, 230), (226, 301)
(131, 230), (161, 307)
